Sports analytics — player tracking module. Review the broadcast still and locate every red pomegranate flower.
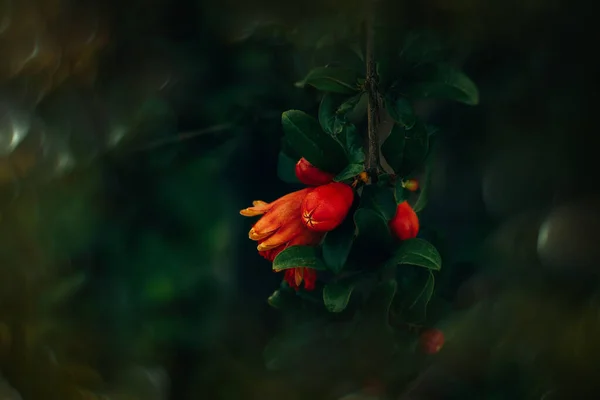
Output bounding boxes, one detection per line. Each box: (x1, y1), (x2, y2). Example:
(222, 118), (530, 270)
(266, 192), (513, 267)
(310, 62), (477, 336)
(295, 157), (335, 186)
(240, 188), (324, 290)
(389, 201), (419, 240)
(301, 182), (354, 232)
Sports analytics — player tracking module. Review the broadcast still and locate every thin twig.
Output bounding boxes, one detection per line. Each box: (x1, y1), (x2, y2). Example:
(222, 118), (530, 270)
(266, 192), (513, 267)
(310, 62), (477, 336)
(131, 123), (235, 152)
(365, 0), (381, 181)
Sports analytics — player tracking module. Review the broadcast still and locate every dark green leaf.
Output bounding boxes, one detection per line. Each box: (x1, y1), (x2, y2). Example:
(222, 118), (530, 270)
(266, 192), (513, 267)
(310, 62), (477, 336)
(268, 289), (300, 310)
(360, 185), (397, 220)
(281, 110), (347, 173)
(394, 180), (408, 204)
(334, 163), (364, 182)
(407, 271), (435, 323)
(319, 93), (345, 136)
(381, 122), (429, 177)
(399, 31), (446, 67)
(406, 64), (479, 105)
(297, 66), (362, 94)
(386, 96), (416, 129)
(277, 151), (300, 184)
(319, 93), (365, 137)
(273, 245), (328, 271)
(323, 281), (355, 312)
(342, 124), (365, 164)
(413, 153), (433, 213)
(322, 214), (356, 273)
(354, 208), (393, 248)
(394, 268), (435, 323)
(359, 280), (398, 326)
(392, 238), (442, 271)
(377, 173), (393, 186)
(381, 124), (405, 174)
(339, 93), (367, 124)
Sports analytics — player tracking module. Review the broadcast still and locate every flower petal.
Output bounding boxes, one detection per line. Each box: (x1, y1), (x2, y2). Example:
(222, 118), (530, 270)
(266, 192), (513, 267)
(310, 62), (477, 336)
(256, 218), (305, 251)
(240, 200), (272, 217)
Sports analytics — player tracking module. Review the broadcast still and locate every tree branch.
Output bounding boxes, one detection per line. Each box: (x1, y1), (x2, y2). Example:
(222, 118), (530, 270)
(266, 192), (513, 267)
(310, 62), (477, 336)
(365, 0), (381, 181)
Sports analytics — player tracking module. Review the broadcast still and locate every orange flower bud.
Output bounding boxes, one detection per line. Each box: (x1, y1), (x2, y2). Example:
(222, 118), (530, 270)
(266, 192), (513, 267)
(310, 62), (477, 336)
(284, 267), (317, 291)
(403, 179), (419, 192)
(419, 328), (445, 354)
(241, 188), (324, 260)
(301, 182), (354, 232)
(295, 157), (335, 186)
(389, 201), (419, 240)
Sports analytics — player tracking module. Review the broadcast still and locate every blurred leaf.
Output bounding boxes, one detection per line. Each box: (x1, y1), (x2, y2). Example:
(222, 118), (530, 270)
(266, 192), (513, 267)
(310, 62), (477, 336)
(273, 246), (327, 271)
(354, 208), (393, 249)
(396, 269), (435, 323)
(385, 96), (416, 129)
(322, 214), (356, 273)
(277, 151), (301, 184)
(359, 280), (398, 326)
(381, 122), (429, 177)
(39, 272), (87, 309)
(399, 31), (446, 67)
(413, 152), (434, 213)
(391, 238), (442, 271)
(334, 163), (364, 182)
(360, 185), (397, 220)
(297, 66), (363, 94)
(394, 180), (408, 204)
(268, 289), (300, 310)
(407, 64), (479, 105)
(323, 281), (355, 312)
(281, 110), (347, 173)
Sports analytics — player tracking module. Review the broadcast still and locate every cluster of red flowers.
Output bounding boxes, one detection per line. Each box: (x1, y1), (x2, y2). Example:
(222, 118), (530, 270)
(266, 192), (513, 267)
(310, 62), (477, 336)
(240, 158), (420, 291)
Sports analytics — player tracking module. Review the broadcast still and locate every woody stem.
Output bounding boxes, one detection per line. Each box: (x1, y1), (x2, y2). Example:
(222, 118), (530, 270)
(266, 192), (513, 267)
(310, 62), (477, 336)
(364, 0), (381, 182)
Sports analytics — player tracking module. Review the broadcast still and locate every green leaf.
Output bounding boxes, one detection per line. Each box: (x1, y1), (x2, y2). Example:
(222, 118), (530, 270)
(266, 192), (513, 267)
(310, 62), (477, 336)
(395, 268), (435, 323)
(342, 124), (365, 164)
(399, 31), (446, 67)
(277, 151), (300, 184)
(319, 93), (365, 137)
(359, 279), (398, 326)
(268, 289), (300, 310)
(360, 184), (397, 220)
(381, 123), (405, 175)
(354, 208), (393, 249)
(273, 245), (328, 271)
(413, 152), (433, 213)
(322, 213), (356, 273)
(394, 180), (408, 204)
(385, 96), (416, 129)
(381, 122), (429, 177)
(319, 93), (346, 136)
(297, 66), (362, 94)
(323, 281), (355, 312)
(281, 110), (347, 173)
(334, 163), (364, 182)
(391, 238), (442, 271)
(339, 93), (367, 124)
(406, 64), (479, 105)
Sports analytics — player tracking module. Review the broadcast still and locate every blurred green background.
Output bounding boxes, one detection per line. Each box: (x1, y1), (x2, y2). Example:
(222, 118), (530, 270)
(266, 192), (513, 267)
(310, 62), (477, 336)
(1, 0), (600, 399)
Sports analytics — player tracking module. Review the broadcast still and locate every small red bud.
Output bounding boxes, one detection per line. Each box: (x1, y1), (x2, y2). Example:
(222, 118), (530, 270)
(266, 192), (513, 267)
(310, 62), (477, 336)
(301, 182), (354, 232)
(403, 179), (419, 192)
(295, 157), (335, 186)
(419, 328), (445, 354)
(389, 201), (419, 240)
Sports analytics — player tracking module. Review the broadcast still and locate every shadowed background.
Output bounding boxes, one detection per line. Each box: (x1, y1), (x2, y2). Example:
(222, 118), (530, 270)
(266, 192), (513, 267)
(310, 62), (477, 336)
(1, 0), (599, 399)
